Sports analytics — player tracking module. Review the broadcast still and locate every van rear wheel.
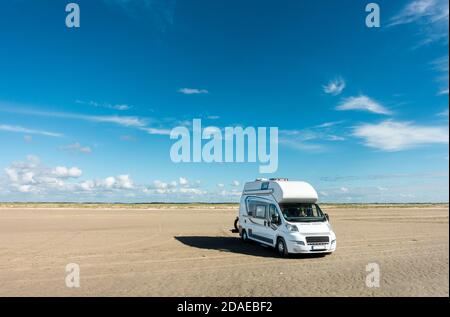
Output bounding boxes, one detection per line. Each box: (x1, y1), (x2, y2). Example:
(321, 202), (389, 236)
(241, 230), (248, 242)
(276, 237), (289, 257)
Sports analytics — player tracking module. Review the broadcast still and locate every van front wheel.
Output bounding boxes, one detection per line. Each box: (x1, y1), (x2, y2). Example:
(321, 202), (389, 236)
(276, 238), (289, 257)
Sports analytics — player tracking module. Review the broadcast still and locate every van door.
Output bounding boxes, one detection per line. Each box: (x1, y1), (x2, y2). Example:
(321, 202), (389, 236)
(246, 199), (273, 244)
(262, 203), (281, 246)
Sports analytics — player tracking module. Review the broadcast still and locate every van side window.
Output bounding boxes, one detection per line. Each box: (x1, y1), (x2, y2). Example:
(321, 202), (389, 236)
(246, 199), (257, 216)
(269, 204), (277, 218)
(255, 204), (267, 218)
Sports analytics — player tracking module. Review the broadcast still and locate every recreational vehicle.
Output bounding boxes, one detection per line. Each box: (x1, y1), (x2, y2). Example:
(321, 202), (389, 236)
(233, 178), (336, 256)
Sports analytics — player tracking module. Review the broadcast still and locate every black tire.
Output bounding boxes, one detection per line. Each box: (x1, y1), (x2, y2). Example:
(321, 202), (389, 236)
(241, 229), (248, 242)
(276, 237), (289, 257)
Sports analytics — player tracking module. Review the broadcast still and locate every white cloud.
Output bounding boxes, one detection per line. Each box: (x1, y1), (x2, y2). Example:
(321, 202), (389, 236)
(217, 183), (225, 188)
(52, 166), (82, 178)
(143, 177), (205, 196)
(1, 156), (139, 197)
(78, 175), (134, 191)
(323, 77), (346, 95)
(115, 175), (134, 189)
(153, 180), (168, 189)
(2, 156), (80, 194)
(178, 187), (206, 195)
(103, 176), (116, 188)
(217, 189), (241, 197)
(169, 180), (177, 187)
(179, 177), (188, 186)
(340, 187), (349, 192)
(388, 0), (449, 45)
(231, 180), (240, 187)
(1, 156), (227, 201)
(336, 95), (392, 115)
(0, 124), (62, 137)
(178, 88), (209, 95)
(59, 142), (92, 154)
(353, 120), (449, 151)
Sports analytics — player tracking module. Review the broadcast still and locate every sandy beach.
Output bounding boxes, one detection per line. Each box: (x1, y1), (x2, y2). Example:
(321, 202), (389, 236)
(0, 205), (448, 296)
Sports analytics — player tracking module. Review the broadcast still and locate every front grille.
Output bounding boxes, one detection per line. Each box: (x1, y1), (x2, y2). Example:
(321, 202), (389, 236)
(306, 236), (329, 245)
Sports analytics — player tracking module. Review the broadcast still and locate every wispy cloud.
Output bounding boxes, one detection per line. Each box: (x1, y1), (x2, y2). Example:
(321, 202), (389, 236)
(0, 106), (147, 128)
(0, 124), (63, 137)
(352, 120), (449, 151)
(0, 102), (180, 137)
(76, 100), (131, 111)
(431, 55), (449, 95)
(119, 135), (137, 142)
(314, 121), (345, 128)
(102, 0), (177, 32)
(279, 121), (345, 152)
(59, 142), (92, 154)
(388, 0), (449, 46)
(320, 171), (449, 182)
(437, 108), (449, 117)
(323, 77), (346, 95)
(178, 88), (209, 95)
(139, 127), (172, 135)
(336, 95), (392, 115)
(87, 114), (146, 127)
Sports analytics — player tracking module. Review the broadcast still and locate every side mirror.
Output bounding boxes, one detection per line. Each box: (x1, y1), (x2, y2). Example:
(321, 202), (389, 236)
(324, 213), (329, 221)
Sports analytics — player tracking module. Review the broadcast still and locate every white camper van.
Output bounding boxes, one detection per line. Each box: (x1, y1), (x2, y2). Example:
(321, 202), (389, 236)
(233, 178), (336, 257)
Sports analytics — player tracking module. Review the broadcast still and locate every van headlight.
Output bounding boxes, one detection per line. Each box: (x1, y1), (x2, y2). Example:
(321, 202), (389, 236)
(285, 224), (298, 232)
(331, 239), (336, 246)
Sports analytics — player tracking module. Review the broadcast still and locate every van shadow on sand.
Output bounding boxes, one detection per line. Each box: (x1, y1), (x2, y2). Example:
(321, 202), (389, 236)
(174, 236), (326, 259)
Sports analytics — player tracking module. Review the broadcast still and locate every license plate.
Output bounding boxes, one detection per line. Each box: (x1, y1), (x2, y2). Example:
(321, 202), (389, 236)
(312, 245), (326, 250)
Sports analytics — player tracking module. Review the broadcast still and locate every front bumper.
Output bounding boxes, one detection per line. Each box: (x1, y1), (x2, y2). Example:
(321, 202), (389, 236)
(286, 239), (337, 254)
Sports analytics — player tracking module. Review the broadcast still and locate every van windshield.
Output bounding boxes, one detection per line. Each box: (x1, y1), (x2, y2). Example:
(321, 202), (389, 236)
(279, 203), (325, 222)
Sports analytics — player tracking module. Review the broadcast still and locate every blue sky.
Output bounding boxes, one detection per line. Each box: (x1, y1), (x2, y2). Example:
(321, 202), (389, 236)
(0, 0), (448, 202)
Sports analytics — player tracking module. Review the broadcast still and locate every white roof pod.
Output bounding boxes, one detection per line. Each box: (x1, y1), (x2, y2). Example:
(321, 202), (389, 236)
(243, 179), (318, 203)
